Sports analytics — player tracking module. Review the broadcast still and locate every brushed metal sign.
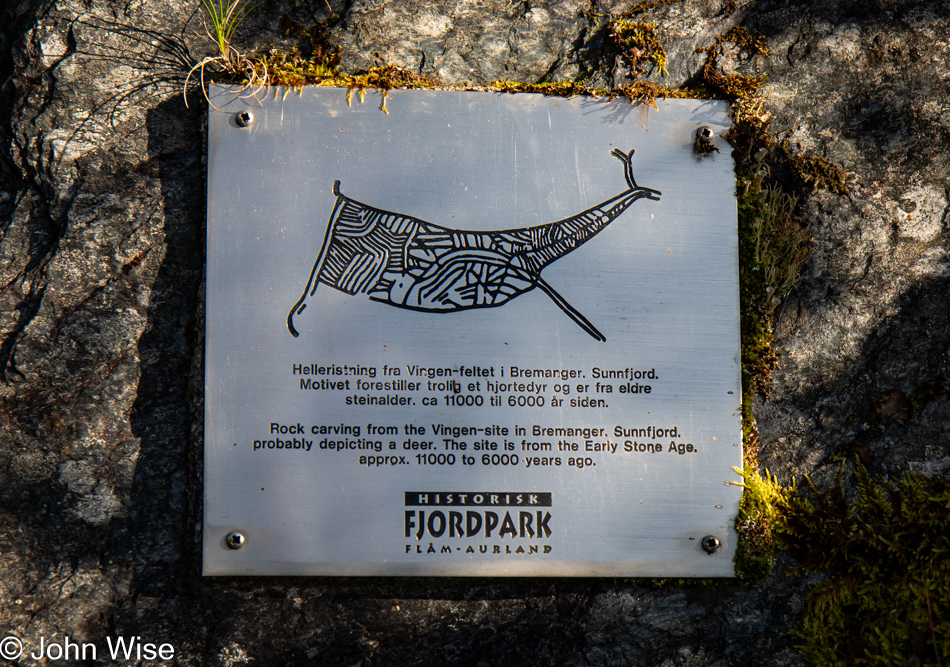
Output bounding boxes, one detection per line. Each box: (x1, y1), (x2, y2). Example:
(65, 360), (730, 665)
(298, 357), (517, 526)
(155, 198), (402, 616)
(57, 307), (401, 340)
(203, 85), (743, 577)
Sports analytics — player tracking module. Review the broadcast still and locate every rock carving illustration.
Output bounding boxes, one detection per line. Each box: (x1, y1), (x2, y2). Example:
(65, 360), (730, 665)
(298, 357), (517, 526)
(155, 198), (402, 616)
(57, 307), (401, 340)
(287, 148), (661, 341)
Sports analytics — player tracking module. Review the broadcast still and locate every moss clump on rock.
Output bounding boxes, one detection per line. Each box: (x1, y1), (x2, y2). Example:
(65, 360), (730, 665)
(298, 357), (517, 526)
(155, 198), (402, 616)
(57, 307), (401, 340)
(258, 53), (437, 112)
(490, 79), (609, 97)
(736, 463), (950, 664)
(785, 150), (850, 196)
(721, 26), (771, 58)
(609, 20), (668, 75)
(733, 469), (790, 581)
(740, 151), (810, 316)
(778, 466), (950, 666)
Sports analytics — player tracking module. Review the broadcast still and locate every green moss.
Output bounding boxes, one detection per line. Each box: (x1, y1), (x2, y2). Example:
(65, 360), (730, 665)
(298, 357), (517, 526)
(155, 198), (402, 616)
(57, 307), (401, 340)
(711, 69), (767, 100)
(742, 161), (810, 313)
(722, 26), (771, 57)
(734, 142), (806, 445)
(609, 20), (668, 75)
(619, 81), (663, 108)
(785, 150), (849, 196)
(490, 80), (609, 97)
(734, 463), (950, 663)
(696, 28), (773, 130)
(776, 465), (950, 666)
(258, 48), (339, 86)
(733, 469), (791, 581)
(732, 179), (808, 580)
(490, 79), (699, 110)
(252, 52), (438, 112)
(717, 26), (818, 584)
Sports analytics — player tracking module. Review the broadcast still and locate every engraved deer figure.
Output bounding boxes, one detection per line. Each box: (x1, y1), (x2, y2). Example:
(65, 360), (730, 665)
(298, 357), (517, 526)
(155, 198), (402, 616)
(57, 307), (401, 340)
(287, 148), (661, 341)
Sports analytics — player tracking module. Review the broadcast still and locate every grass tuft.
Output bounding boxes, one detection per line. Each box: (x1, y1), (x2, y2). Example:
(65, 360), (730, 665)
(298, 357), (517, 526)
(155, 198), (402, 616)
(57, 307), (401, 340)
(201, 0), (264, 66)
(186, 0), (269, 108)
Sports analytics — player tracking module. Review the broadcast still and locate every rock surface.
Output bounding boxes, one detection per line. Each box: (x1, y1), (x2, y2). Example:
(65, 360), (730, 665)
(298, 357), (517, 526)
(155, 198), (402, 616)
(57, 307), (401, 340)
(0, 0), (947, 664)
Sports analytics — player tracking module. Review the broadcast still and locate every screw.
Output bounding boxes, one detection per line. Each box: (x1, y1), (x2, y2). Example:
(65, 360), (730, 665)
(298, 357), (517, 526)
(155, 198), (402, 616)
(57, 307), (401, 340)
(225, 531), (246, 550)
(694, 126), (719, 155)
(235, 110), (254, 127)
(701, 535), (721, 554)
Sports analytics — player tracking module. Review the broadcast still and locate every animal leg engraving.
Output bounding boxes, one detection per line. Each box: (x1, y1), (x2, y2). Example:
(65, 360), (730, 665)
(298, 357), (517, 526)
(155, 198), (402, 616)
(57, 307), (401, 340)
(534, 276), (606, 342)
(287, 149), (661, 340)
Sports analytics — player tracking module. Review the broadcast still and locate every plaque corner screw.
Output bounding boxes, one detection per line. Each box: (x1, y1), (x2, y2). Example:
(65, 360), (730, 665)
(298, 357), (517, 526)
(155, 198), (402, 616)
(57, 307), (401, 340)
(701, 535), (721, 554)
(235, 110), (254, 128)
(225, 531), (246, 550)
(694, 126), (720, 154)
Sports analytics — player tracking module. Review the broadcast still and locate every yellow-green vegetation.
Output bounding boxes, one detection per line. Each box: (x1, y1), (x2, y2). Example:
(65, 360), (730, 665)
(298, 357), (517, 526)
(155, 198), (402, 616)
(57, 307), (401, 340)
(707, 25), (818, 594)
(722, 26), (771, 58)
(733, 469), (791, 581)
(724, 52), (790, 573)
(196, 7), (688, 110)
(698, 28), (771, 128)
(777, 466), (950, 666)
(490, 79), (611, 98)
(609, 21), (668, 75)
(187, 0), (270, 106)
(739, 151), (810, 315)
(201, 0), (263, 65)
(786, 150), (850, 196)
(909, 378), (950, 413)
(488, 80), (684, 110)
(258, 48), (338, 86)
(736, 464), (950, 664)
(712, 41), (948, 667)
(261, 51), (436, 112)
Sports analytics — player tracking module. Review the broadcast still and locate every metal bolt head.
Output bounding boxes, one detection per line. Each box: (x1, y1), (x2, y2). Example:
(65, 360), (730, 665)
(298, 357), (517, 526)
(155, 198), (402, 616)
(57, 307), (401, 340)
(701, 535), (721, 554)
(693, 126), (720, 155)
(225, 531), (246, 550)
(235, 110), (254, 128)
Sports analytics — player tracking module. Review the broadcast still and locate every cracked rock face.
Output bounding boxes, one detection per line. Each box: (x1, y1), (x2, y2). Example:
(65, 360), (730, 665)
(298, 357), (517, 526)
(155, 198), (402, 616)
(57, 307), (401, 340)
(0, 0), (947, 664)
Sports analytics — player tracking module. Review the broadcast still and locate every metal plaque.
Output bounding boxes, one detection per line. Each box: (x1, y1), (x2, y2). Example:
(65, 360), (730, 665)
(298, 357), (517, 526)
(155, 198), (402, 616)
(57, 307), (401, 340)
(203, 85), (743, 577)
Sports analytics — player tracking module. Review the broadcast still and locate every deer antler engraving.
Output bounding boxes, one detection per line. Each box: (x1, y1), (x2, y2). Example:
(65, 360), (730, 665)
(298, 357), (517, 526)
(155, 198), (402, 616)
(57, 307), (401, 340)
(287, 149), (661, 341)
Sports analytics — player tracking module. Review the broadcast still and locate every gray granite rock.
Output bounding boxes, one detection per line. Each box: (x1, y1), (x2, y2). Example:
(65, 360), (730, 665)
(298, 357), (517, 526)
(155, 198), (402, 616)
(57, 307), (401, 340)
(1, 0), (947, 664)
